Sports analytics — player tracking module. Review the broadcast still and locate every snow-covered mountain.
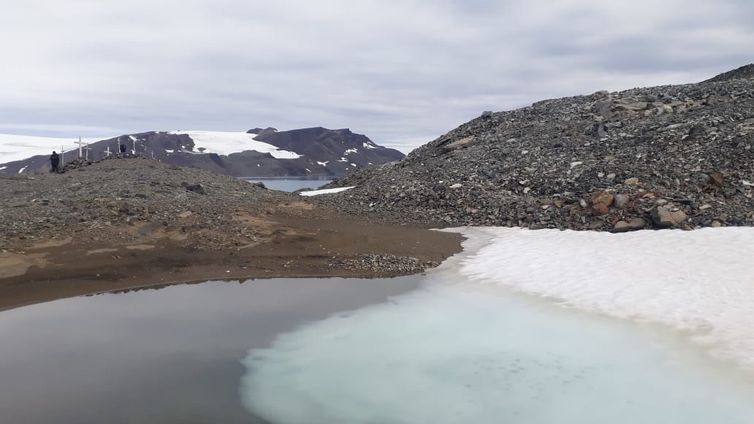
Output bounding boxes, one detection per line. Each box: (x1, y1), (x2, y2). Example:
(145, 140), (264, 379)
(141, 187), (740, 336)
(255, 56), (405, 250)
(0, 127), (404, 176)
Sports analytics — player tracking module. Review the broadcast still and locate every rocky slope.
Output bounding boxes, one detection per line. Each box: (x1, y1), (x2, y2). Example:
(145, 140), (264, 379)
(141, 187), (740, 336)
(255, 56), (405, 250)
(320, 65), (754, 231)
(0, 156), (283, 249)
(0, 127), (404, 178)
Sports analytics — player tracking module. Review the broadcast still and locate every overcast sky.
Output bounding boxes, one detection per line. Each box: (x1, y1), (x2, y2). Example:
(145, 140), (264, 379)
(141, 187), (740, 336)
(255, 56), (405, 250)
(1, 0), (752, 151)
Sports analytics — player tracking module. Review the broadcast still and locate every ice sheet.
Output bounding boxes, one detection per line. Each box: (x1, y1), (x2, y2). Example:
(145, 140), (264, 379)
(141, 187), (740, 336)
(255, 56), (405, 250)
(0, 134), (93, 163)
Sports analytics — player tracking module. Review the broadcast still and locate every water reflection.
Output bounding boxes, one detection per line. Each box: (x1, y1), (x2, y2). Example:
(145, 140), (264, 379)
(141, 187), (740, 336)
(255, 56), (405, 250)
(0, 277), (418, 424)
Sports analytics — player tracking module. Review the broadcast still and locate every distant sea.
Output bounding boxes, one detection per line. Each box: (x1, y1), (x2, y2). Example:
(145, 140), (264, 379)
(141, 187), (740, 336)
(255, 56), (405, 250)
(239, 177), (333, 192)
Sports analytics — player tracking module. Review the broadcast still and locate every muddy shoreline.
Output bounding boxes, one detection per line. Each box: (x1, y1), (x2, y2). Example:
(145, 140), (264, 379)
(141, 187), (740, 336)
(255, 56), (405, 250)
(0, 214), (462, 311)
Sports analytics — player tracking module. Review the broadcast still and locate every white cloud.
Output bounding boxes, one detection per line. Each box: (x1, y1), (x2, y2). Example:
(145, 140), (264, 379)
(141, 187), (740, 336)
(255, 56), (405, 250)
(1, 0), (752, 149)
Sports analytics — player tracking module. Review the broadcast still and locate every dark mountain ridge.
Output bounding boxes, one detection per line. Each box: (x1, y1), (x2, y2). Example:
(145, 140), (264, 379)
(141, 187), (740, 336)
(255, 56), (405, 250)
(0, 127), (404, 177)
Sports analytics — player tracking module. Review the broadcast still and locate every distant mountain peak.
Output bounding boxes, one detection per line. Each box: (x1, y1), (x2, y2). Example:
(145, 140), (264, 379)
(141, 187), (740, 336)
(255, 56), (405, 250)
(246, 127), (278, 136)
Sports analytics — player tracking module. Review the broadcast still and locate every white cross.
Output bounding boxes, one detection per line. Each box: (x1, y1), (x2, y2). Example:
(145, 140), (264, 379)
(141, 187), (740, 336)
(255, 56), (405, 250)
(105, 146), (111, 157)
(74, 137), (86, 158)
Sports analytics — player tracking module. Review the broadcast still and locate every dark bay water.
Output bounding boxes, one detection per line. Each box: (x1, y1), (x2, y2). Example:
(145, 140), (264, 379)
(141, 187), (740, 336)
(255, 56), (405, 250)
(240, 178), (333, 192)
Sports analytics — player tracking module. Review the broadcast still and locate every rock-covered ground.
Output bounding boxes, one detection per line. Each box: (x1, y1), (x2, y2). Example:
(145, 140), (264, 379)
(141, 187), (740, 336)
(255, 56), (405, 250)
(0, 156), (281, 249)
(320, 65), (754, 231)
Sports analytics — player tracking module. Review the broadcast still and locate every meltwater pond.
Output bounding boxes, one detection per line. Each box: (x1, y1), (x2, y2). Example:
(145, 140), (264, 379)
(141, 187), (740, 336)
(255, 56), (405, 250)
(2, 229), (754, 423)
(0, 277), (420, 423)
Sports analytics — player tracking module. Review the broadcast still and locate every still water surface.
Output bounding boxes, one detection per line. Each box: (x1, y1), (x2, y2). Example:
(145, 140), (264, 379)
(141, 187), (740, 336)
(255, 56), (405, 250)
(0, 278), (419, 423)
(1, 271), (754, 423)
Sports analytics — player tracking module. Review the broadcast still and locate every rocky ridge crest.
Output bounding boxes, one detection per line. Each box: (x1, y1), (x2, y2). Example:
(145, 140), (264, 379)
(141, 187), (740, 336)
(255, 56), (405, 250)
(321, 66), (754, 231)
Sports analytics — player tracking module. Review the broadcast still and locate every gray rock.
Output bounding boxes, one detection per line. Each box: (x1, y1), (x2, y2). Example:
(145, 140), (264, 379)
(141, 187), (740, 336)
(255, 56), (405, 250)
(613, 218), (646, 232)
(184, 183), (207, 195)
(651, 206), (688, 228)
(614, 194), (630, 209)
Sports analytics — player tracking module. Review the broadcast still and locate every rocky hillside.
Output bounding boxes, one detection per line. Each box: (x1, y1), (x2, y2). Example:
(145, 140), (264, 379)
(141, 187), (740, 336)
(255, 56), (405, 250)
(0, 156), (285, 249)
(0, 127), (404, 177)
(321, 65), (754, 231)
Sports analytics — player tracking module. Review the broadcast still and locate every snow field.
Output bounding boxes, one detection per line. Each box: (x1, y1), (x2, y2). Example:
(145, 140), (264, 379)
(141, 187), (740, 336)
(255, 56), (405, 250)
(456, 227), (754, 369)
(171, 131), (300, 159)
(299, 186), (355, 196)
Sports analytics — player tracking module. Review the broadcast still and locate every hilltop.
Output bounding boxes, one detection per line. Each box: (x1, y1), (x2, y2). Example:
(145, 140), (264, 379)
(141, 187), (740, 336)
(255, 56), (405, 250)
(320, 65), (754, 231)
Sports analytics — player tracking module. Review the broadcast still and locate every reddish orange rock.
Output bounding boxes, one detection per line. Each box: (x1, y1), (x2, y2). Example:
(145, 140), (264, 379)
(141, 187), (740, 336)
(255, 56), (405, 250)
(590, 191), (615, 216)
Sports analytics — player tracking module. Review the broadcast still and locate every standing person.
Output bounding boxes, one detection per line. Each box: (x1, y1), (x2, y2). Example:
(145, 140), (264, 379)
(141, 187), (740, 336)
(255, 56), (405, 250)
(50, 151), (60, 173)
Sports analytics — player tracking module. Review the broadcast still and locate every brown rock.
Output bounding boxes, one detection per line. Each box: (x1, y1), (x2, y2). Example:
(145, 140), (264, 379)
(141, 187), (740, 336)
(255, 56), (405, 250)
(590, 191), (614, 216)
(709, 172), (724, 187)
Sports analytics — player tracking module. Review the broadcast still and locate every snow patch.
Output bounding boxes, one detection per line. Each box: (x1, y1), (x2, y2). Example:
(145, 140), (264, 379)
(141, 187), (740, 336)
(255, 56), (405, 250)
(337, 157), (348, 162)
(299, 186), (354, 197)
(0, 166), (6, 171)
(363, 142), (377, 149)
(317, 161), (329, 167)
(171, 131), (301, 159)
(456, 227), (754, 370)
(18, 166), (27, 174)
(344, 148), (358, 155)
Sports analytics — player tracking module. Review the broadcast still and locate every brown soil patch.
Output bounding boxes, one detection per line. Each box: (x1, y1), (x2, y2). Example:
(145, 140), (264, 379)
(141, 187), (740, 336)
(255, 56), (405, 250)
(0, 209), (462, 311)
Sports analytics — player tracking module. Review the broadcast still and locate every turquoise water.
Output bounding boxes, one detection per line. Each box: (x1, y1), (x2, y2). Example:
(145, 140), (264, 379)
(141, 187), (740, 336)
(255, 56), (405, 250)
(241, 284), (754, 423)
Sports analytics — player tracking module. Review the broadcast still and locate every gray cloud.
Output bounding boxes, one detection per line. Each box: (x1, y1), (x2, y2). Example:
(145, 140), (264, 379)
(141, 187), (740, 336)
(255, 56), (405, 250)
(1, 0), (752, 151)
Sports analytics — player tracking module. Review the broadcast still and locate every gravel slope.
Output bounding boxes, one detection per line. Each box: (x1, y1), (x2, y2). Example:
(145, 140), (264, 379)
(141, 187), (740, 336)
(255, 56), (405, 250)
(320, 66), (754, 231)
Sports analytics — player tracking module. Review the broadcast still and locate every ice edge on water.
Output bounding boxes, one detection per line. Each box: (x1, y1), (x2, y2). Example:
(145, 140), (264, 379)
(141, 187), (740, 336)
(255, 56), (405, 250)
(239, 226), (754, 424)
